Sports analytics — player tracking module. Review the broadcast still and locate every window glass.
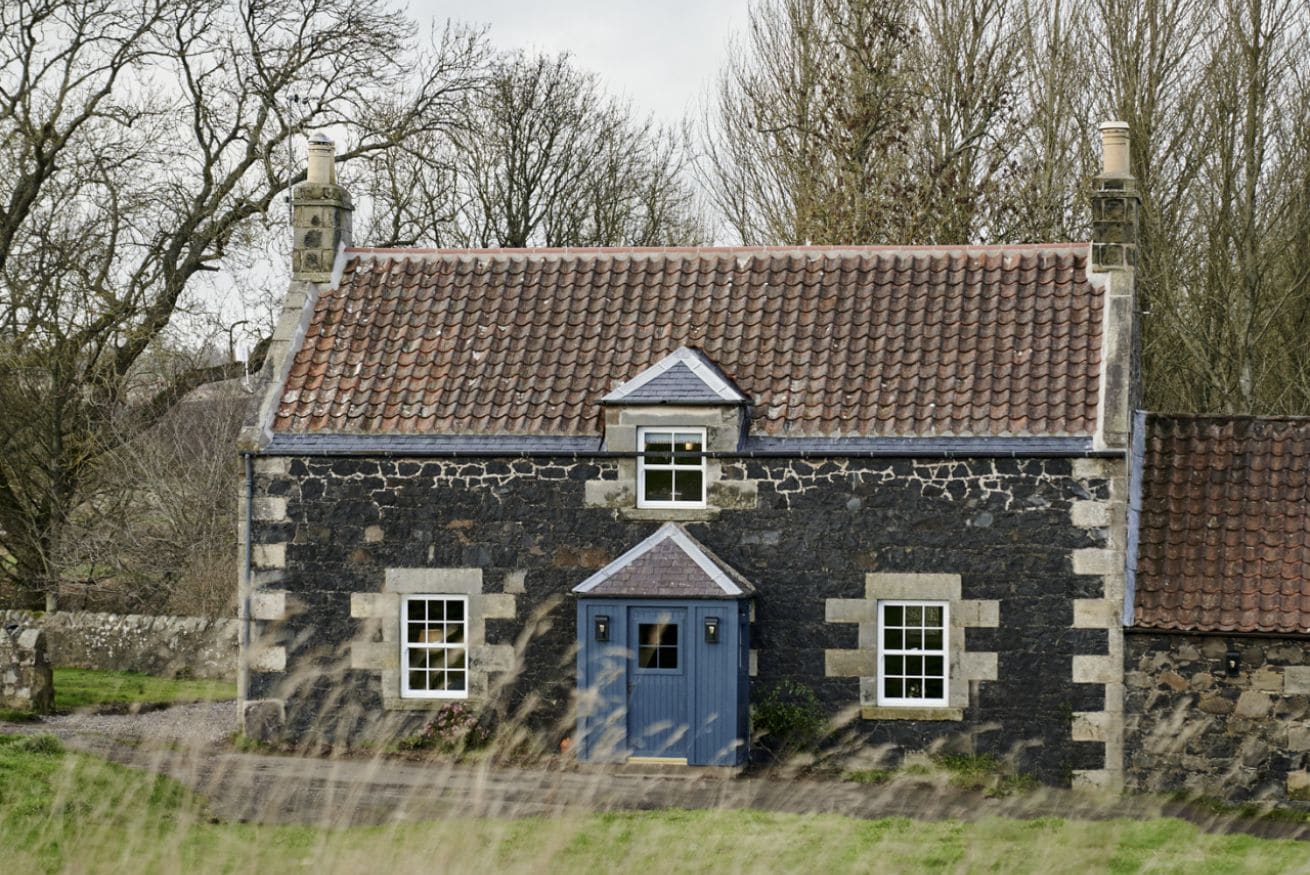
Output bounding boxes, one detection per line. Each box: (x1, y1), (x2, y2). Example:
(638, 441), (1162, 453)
(637, 622), (679, 669)
(638, 428), (706, 508)
(402, 595), (469, 698)
(878, 600), (948, 707)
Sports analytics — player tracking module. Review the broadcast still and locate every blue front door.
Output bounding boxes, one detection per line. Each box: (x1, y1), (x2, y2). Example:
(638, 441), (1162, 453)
(627, 606), (688, 759)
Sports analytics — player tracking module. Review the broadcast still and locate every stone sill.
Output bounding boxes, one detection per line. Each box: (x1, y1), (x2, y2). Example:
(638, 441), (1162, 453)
(384, 696), (483, 711)
(619, 507), (721, 522)
(861, 706), (965, 722)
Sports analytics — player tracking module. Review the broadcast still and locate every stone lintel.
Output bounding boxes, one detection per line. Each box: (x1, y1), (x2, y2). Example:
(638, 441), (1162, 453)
(864, 573), (962, 601)
(384, 567), (483, 594)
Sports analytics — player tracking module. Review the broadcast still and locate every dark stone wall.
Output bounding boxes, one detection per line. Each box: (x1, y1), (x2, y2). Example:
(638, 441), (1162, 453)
(248, 454), (1110, 784)
(1125, 632), (1310, 803)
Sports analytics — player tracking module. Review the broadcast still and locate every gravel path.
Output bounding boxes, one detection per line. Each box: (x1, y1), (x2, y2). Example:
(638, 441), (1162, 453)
(8, 703), (1310, 841)
(36, 700), (237, 748)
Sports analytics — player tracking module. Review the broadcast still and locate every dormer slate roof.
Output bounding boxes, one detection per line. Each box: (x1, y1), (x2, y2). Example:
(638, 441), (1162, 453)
(272, 244), (1103, 439)
(602, 346), (747, 405)
(572, 523), (755, 599)
(1133, 415), (1310, 634)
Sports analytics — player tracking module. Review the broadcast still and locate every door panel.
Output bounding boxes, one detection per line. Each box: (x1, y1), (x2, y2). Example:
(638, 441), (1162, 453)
(628, 607), (689, 758)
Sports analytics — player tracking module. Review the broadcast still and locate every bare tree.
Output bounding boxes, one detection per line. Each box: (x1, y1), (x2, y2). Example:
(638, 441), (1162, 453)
(702, 0), (920, 245)
(0, 0), (486, 608)
(355, 52), (704, 249)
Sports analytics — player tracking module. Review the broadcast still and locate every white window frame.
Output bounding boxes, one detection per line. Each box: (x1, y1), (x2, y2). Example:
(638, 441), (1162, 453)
(876, 600), (949, 708)
(400, 594), (469, 700)
(636, 427), (707, 509)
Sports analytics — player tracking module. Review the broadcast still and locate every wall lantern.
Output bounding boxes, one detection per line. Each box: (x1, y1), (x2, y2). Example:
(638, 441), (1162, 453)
(594, 615), (610, 643)
(1225, 639), (1241, 676)
(705, 617), (721, 644)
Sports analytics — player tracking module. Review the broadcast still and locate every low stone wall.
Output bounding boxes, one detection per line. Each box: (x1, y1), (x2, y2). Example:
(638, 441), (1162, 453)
(0, 625), (54, 712)
(1126, 632), (1310, 803)
(0, 610), (237, 680)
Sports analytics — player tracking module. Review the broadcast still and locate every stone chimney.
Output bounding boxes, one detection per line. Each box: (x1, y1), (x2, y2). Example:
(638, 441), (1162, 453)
(291, 133), (352, 281)
(1090, 120), (1140, 451)
(1091, 121), (1139, 271)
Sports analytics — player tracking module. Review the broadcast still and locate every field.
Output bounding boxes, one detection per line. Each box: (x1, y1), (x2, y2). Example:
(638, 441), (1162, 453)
(2, 732), (1308, 875)
(49, 668), (236, 711)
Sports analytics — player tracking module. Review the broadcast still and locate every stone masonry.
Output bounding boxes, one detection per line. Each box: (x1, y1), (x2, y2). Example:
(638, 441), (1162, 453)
(243, 451), (1121, 785)
(1126, 633), (1310, 803)
(0, 624), (54, 713)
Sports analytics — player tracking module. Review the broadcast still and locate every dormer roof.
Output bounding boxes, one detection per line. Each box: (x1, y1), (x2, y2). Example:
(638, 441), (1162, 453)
(572, 523), (755, 599)
(601, 346), (747, 405)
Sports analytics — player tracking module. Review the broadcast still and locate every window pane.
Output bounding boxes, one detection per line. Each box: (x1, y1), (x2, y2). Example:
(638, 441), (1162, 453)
(639, 645), (657, 668)
(884, 655), (904, 675)
(640, 624), (660, 646)
(673, 470), (703, 503)
(926, 656), (944, 677)
(446, 600), (464, 622)
(883, 628), (903, 649)
(447, 648), (466, 669)
(906, 679), (924, 699)
(643, 434), (673, 466)
(445, 624), (465, 645)
(905, 629), (923, 650)
(407, 623), (426, 643)
(906, 656), (923, 675)
(884, 677), (902, 698)
(925, 678), (944, 699)
(905, 605), (923, 625)
(924, 606), (943, 626)
(446, 671), (466, 692)
(644, 470), (674, 502)
(924, 629), (943, 650)
(673, 434), (702, 463)
(657, 646), (678, 669)
(407, 600), (425, 623)
(884, 605), (903, 626)
(660, 624), (678, 646)
(409, 670), (429, 691)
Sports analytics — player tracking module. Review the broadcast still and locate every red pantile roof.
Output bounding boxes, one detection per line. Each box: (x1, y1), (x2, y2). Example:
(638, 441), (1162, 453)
(1134, 415), (1310, 634)
(273, 244), (1103, 438)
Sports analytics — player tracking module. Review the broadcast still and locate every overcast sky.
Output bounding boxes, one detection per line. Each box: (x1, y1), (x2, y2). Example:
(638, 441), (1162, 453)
(416, 0), (750, 125)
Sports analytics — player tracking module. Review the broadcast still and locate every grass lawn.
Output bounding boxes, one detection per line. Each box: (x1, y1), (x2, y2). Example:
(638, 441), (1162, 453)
(50, 668), (235, 711)
(2, 733), (1308, 874)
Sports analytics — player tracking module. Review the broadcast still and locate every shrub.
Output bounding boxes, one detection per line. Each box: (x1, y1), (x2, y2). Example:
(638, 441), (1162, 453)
(752, 679), (826, 754)
(398, 703), (491, 753)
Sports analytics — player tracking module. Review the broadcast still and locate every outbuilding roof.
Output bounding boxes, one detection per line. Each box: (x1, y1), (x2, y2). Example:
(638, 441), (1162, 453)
(1133, 414), (1310, 634)
(272, 244), (1104, 439)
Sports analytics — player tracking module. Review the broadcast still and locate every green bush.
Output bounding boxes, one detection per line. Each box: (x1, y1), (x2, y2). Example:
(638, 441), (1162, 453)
(752, 679), (826, 753)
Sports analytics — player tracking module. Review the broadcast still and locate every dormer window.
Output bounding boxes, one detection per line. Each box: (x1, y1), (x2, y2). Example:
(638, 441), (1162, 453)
(637, 428), (706, 508)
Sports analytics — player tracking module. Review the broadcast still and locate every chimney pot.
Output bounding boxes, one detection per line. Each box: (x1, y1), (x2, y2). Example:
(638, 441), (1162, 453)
(306, 133), (336, 185)
(1099, 121), (1131, 177)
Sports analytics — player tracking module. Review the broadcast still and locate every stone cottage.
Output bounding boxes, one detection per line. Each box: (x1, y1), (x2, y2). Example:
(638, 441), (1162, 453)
(237, 127), (1142, 785)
